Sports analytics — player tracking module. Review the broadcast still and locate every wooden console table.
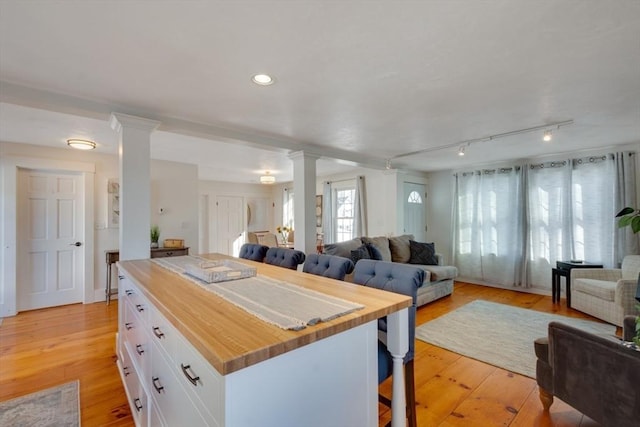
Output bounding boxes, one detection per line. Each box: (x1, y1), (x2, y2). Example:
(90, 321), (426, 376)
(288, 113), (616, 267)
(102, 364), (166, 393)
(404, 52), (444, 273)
(105, 247), (189, 304)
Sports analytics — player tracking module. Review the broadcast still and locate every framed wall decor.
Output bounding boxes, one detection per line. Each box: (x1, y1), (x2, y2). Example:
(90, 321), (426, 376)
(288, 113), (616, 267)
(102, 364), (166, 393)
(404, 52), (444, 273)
(316, 195), (322, 227)
(107, 178), (120, 228)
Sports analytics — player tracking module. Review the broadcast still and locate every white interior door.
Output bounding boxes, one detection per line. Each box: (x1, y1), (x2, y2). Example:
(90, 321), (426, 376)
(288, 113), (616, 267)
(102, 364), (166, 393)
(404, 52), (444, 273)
(403, 182), (427, 242)
(216, 196), (244, 256)
(17, 169), (84, 311)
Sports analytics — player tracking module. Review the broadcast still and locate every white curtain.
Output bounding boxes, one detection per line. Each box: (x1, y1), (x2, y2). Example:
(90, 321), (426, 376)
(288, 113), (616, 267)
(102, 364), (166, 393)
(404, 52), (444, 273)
(322, 181), (334, 244)
(353, 175), (368, 237)
(453, 151), (637, 290)
(613, 152), (639, 264)
(453, 167), (525, 286)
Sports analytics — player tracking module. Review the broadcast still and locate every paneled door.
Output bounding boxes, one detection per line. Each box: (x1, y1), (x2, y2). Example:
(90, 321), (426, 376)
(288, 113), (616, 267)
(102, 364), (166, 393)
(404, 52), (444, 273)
(403, 182), (427, 242)
(216, 196), (244, 256)
(17, 169), (84, 311)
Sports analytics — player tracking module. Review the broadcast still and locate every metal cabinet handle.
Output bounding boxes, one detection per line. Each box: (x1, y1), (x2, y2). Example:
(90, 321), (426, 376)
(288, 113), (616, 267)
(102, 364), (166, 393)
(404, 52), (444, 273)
(134, 398), (143, 412)
(125, 289), (133, 296)
(136, 304), (144, 312)
(152, 326), (165, 339)
(181, 363), (200, 386)
(152, 377), (165, 394)
(136, 344), (144, 355)
(119, 275), (125, 280)
(125, 322), (133, 330)
(165, 252), (173, 256)
(123, 366), (130, 377)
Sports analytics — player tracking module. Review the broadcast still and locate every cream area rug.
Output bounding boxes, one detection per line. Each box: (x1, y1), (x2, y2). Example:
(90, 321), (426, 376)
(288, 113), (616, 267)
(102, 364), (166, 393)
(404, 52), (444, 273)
(0, 380), (80, 426)
(415, 300), (616, 378)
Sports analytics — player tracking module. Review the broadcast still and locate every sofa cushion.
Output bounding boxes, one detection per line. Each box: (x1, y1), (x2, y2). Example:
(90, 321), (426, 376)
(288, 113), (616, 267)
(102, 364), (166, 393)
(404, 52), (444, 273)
(419, 265), (458, 282)
(361, 236), (392, 261)
(323, 238), (362, 259)
(573, 278), (616, 302)
(408, 240), (438, 265)
(389, 234), (414, 263)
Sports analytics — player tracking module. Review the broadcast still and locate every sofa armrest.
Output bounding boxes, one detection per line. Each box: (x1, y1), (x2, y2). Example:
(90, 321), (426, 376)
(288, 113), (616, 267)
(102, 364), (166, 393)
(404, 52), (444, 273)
(571, 268), (621, 282)
(614, 279), (639, 306)
(435, 253), (444, 265)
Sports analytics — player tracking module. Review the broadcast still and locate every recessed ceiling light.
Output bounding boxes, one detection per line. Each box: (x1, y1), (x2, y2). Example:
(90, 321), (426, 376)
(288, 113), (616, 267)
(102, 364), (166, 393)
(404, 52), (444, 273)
(252, 74), (274, 86)
(67, 139), (96, 150)
(543, 130), (552, 142)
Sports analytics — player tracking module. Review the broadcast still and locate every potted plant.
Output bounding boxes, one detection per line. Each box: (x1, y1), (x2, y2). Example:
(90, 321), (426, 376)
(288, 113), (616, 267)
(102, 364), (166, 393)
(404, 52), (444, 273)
(150, 225), (160, 248)
(616, 207), (640, 346)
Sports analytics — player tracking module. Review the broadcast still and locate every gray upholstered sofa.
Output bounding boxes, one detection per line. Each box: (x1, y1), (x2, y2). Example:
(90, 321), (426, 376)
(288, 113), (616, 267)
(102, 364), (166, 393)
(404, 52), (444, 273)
(323, 234), (457, 307)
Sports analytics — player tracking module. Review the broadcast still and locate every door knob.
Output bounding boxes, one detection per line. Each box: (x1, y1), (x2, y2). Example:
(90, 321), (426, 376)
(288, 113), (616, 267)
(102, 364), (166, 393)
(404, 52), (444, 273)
(70, 242), (82, 247)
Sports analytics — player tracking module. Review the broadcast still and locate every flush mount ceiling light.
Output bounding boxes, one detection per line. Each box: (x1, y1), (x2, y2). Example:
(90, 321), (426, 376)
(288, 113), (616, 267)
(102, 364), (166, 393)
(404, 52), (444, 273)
(543, 130), (553, 142)
(458, 146), (465, 156)
(260, 171), (276, 184)
(66, 139), (96, 150)
(252, 74), (274, 86)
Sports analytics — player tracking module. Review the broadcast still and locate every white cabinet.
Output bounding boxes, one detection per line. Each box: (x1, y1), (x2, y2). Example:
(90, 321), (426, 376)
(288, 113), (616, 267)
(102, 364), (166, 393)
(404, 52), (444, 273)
(117, 260), (392, 427)
(118, 274), (217, 426)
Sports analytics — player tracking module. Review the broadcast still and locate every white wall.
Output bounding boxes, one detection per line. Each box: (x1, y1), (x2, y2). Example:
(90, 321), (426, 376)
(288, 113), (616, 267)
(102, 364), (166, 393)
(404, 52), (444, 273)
(0, 141), (199, 310)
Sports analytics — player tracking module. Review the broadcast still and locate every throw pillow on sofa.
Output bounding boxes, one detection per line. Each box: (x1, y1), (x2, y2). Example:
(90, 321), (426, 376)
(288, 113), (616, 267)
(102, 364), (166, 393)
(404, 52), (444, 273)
(389, 234), (414, 263)
(361, 236), (392, 261)
(324, 238), (362, 258)
(350, 243), (383, 264)
(408, 240), (438, 265)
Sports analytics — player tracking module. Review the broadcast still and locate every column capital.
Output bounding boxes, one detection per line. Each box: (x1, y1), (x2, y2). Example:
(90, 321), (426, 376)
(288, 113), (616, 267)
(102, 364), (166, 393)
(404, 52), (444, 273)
(288, 150), (321, 161)
(110, 112), (161, 133)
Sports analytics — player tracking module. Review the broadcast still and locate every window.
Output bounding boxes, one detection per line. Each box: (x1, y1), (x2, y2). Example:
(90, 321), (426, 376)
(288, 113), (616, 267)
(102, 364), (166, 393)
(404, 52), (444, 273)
(283, 188), (294, 230)
(407, 190), (422, 204)
(334, 187), (355, 242)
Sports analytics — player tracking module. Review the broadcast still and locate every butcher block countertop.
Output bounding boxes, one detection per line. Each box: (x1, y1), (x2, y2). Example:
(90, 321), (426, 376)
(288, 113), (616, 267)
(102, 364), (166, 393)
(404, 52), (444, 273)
(117, 253), (411, 375)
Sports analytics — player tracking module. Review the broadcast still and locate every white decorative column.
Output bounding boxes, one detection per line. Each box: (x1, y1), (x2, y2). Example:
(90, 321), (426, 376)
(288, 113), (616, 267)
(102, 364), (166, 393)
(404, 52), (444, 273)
(109, 113), (160, 261)
(289, 151), (320, 254)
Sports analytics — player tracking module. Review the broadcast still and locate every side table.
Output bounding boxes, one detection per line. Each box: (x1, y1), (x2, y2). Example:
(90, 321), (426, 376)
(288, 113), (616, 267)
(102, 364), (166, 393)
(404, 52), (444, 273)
(552, 261), (603, 307)
(105, 247), (189, 304)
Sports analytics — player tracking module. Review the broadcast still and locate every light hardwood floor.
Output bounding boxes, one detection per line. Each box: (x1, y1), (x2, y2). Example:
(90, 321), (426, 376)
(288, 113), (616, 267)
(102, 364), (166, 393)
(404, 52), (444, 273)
(0, 282), (607, 426)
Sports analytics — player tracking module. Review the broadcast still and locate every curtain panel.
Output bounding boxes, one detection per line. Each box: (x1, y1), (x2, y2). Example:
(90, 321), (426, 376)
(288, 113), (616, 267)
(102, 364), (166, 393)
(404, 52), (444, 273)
(453, 151), (638, 290)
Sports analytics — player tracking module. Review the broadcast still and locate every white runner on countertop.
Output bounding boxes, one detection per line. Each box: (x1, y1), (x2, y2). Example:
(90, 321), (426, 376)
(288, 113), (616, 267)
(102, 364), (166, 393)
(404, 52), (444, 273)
(152, 256), (363, 330)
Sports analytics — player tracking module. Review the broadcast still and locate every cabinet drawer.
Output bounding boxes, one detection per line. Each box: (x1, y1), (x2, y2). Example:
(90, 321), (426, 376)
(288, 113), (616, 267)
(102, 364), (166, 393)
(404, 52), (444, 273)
(119, 277), (149, 324)
(148, 306), (177, 360)
(124, 302), (151, 384)
(119, 345), (148, 427)
(174, 334), (224, 424)
(150, 340), (210, 426)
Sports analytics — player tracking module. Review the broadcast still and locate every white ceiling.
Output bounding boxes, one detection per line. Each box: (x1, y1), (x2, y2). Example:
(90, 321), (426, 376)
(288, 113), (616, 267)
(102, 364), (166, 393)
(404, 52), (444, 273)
(1, 1), (639, 183)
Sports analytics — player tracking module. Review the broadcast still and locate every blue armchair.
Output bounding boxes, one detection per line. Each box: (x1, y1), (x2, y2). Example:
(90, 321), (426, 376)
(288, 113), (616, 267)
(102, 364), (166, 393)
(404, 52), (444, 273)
(238, 243), (269, 262)
(264, 247), (306, 270)
(302, 254), (354, 280)
(352, 259), (424, 427)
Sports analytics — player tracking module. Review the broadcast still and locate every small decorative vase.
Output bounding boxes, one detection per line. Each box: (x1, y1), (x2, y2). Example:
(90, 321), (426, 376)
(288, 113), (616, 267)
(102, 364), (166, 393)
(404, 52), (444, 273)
(151, 242), (159, 249)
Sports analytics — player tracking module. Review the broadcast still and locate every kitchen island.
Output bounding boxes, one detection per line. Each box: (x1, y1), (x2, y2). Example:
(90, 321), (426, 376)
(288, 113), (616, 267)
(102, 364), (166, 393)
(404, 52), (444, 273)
(116, 253), (411, 427)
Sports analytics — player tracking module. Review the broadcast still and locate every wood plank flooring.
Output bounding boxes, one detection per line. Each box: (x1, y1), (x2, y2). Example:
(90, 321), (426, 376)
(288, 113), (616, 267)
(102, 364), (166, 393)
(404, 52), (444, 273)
(0, 282), (608, 426)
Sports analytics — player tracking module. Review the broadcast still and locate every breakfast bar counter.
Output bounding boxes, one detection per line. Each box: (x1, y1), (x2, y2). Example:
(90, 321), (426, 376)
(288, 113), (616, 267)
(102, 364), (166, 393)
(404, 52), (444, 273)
(116, 253), (411, 427)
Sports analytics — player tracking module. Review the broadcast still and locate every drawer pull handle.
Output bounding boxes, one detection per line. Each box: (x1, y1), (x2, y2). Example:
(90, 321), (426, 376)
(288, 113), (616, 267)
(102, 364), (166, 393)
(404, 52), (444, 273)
(134, 398), (143, 412)
(123, 366), (130, 376)
(136, 344), (144, 355)
(166, 252), (173, 256)
(152, 326), (165, 339)
(181, 364), (200, 386)
(125, 322), (133, 330)
(152, 377), (165, 394)
(119, 275), (125, 280)
(136, 304), (144, 312)
(125, 289), (133, 296)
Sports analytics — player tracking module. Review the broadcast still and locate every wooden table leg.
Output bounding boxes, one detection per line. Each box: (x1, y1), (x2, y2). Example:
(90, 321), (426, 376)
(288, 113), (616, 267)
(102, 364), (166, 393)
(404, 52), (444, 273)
(386, 307), (409, 427)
